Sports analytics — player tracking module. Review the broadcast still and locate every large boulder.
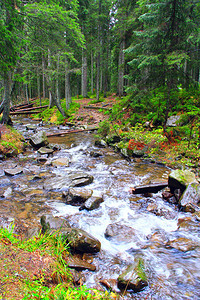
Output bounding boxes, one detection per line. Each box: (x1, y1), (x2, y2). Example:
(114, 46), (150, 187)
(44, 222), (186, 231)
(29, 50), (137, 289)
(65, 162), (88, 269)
(69, 172), (94, 187)
(117, 257), (148, 292)
(179, 183), (200, 213)
(168, 169), (197, 194)
(29, 131), (48, 149)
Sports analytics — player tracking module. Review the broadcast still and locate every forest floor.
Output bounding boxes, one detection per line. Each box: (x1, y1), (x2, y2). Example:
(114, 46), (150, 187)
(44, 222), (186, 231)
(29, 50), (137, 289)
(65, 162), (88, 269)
(72, 94), (117, 126)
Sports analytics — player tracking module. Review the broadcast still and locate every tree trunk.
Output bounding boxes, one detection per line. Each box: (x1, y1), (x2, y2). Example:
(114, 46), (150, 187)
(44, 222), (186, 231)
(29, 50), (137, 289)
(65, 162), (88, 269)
(91, 51), (94, 94)
(37, 70), (41, 106)
(65, 57), (71, 110)
(118, 38), (125, 97)
(42, 53), (46, 98)
(56, 54), (60, 101)
(81, 49), (87, 98)
(1, 72), (12, 124)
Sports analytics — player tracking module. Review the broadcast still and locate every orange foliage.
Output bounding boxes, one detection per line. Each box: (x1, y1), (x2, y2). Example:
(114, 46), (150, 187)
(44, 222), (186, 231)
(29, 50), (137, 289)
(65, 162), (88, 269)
(128, 139), (146, 150)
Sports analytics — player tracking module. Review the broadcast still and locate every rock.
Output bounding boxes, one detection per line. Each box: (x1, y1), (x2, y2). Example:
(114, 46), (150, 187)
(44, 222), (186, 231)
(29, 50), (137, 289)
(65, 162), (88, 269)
(79, 195), (104, 211)
(36, 157), (48, 164)
(43, 171), (93, 191)
(105, 223), (136, 242)
(26, 124), (37, 131)
(67, 188), (93, 205)
(69, 172), (94, 187)
(132, 146), (148, 158)
(90, 151), (103, 157)
(179, 183), (200, 213)
(29, 131), (48, 149)
(37, 147), (54, 155)
(117, 257), (148, 292)
(3, 187), (12, 198)
(106, 135), (121, 145)
(65, 255), (96, 271)
(40, 215), (70, 233)
(167, 237), (199, 252)
(52, 157), (70, 167)
(95, 140), (107, 148)
(99, 279), (120, 293)
(4, 167), (23, 176)
(168, 169), (197, 194)
(61, 228), (101, 253)
(166, 115), (181, 127)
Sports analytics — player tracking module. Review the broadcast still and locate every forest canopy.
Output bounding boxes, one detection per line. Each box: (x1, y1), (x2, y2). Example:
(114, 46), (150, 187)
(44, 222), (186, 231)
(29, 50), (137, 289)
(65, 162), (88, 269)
(0, 0), (200, 125)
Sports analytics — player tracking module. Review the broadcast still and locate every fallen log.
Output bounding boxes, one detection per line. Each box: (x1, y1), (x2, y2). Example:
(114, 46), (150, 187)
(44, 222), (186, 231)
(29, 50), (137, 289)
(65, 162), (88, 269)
(83, 105), (111, 110)
(132, 182), (168, 194)
(14, 105), (48, 113)
(46, 127), (98, 137)
(10, 103), (34, 111)
(10, 111), (41, 115)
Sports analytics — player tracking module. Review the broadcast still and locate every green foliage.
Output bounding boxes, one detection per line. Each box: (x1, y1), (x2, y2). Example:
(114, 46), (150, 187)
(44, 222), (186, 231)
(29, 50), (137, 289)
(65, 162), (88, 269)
(97, 120), (110, 137)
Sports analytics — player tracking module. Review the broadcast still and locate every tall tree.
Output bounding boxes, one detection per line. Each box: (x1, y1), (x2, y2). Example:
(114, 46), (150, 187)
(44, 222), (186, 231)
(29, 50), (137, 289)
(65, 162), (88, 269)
(0, 0), (24, 124)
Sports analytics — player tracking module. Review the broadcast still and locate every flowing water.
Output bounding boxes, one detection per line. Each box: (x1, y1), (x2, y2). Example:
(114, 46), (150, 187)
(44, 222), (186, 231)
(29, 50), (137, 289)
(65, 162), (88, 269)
(0, 118), (200, 299)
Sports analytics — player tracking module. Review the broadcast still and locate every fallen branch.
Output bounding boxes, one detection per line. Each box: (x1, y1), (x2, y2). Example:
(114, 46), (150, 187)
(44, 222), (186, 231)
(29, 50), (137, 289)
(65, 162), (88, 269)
(132, 182), (168, 194)
(10, 111), (41, 115)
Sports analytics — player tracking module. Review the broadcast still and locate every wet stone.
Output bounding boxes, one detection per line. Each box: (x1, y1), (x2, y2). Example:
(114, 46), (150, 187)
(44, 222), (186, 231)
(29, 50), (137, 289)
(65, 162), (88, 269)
(168, 169), (197, 194)
(180, 183), (200, 213)
(40, 214), (70, 233)
(167, 237), (199, 252)
(105, 223), (136, 242)
(4, 167), (23, 176)
(67, 188), (93, 205)
(79, 195), (104, 211)
(29, 131), (48, 149)
(52, 157), (70, 167)
(61, 227), (101, 253)
(117, 257), (148, 292)
(37, 147), (54, 155)
(65, 255), (96, 271)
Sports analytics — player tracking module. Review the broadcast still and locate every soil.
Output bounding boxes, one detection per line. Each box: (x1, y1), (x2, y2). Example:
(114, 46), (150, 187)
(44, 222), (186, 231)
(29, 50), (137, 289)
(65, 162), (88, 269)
(72, 94), (117, 126)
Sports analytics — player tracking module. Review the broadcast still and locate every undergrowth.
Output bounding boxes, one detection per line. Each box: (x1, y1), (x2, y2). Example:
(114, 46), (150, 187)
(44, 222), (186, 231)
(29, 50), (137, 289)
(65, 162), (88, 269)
(0, 224), (115, 300)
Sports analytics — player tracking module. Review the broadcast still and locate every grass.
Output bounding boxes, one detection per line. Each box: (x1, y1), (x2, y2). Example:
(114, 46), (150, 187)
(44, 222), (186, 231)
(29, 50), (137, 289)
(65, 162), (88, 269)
(0, 126), (25, 156)
(0, 224), (116, 300)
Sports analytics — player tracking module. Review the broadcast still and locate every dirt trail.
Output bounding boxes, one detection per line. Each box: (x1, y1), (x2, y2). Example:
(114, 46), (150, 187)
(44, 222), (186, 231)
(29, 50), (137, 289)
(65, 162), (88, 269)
(73, 95), (117, 126)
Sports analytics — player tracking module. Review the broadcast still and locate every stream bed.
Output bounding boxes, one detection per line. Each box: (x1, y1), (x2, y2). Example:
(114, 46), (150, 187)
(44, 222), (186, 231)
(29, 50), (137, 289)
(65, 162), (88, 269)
(0, 118), (200, 299)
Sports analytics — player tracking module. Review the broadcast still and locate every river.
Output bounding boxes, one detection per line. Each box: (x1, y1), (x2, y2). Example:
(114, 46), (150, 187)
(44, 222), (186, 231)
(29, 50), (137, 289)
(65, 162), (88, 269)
(0, 117), (200, 299)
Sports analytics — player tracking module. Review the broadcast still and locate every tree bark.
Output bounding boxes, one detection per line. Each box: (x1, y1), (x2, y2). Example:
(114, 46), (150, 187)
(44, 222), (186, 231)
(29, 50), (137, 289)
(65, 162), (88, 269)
(65, 57), (71, 110)
(81, 49), (87, 98)
(91, 51), (94, 94)
(42, 53), (46, 98)
(1, 72), (12, 124)
(118, 38), (125, 97)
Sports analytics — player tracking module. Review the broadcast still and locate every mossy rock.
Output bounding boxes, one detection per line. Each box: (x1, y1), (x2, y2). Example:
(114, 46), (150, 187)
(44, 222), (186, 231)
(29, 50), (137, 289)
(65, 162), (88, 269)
(168, 169), (197, 193)
(117, 257), (148, 292)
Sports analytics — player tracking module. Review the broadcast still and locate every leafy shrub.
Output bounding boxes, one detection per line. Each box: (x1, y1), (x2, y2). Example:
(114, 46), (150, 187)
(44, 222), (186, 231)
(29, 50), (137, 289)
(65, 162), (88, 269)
(98, 120), (110, 137)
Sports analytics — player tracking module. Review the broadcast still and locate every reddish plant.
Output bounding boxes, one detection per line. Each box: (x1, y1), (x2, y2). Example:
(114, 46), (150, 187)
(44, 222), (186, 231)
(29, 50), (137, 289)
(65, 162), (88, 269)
(128, 139), (146, 150)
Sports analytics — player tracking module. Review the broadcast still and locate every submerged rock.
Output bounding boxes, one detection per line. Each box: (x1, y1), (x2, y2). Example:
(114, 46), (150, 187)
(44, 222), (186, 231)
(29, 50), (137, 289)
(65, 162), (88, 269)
(29, 131), (48, 149)
(105, 223), (136, 242)
(167, 237), (199, 252)
(117, 257), (148, 292)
